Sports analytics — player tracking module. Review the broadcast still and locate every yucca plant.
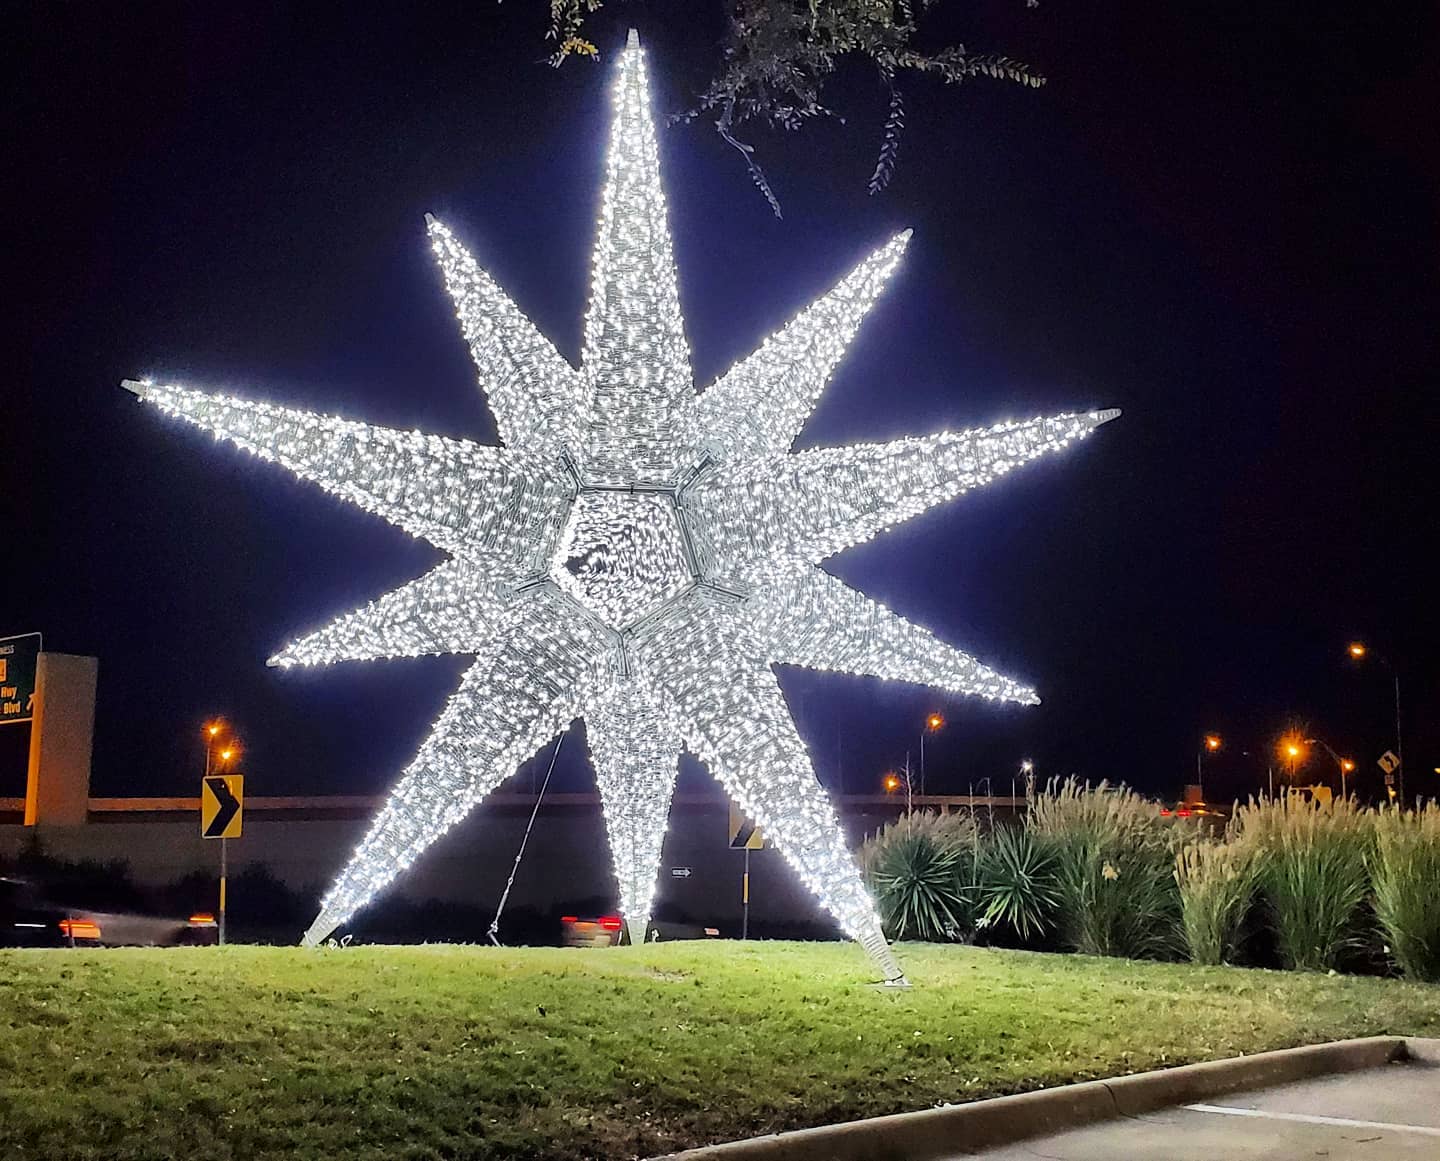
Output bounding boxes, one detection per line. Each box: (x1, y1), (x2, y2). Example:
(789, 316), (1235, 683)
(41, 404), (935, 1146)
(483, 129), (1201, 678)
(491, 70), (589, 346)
(859, 811), (976, 942)
(1370, 804), (1440, 981)
(976, 823), (1061, 944)
(1029, 778), (1185, 959)
(1175, 836), (1258, 965)
(1234, 796), (1372, 972)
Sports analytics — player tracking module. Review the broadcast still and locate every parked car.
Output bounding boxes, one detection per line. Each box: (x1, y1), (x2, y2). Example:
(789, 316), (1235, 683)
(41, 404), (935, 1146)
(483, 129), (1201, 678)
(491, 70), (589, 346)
(0, 876), (218, 947)
(560, 913), (624, 947)
(558, 912), (722, 946)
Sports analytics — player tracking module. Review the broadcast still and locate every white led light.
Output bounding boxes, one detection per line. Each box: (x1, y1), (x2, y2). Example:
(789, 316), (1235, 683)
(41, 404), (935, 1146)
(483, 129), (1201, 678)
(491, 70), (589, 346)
(124, 31), (1117, 985)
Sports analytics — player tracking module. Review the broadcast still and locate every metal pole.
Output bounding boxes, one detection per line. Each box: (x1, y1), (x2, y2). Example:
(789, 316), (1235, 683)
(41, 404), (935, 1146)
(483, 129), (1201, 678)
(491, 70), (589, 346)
(1394, 673), (1405, 808)
(1195, 747), (1203, 798)
(741, 847), (750, 941)
(920, 731), (926, 798)
(219, 837), (227, 947)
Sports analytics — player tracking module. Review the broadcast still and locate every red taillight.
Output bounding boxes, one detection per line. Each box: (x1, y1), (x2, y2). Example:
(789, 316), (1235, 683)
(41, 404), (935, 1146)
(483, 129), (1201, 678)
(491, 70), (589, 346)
(1177, 809), (1192, 818)
(1160, 808), (1172, 816)
(598, 915), (623, 932)
(59, 919), (101, 940)
(560, 916), (578, 923)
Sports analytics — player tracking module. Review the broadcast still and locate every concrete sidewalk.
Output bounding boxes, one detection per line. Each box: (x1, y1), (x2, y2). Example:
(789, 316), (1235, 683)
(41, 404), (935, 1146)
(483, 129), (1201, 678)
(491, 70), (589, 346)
(958, 1057), (1440, 1159)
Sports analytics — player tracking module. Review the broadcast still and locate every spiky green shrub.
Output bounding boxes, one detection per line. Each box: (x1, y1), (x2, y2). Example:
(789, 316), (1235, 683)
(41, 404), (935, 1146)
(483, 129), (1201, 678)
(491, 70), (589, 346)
(975, 823), (1061, 944)
(1371, 804), (1440, 981)
(1175, 836), (1258, 965)
(1234, 796), (1372, 972)
(1029, 778), (1184, 959)
(859, 811), (977, 942)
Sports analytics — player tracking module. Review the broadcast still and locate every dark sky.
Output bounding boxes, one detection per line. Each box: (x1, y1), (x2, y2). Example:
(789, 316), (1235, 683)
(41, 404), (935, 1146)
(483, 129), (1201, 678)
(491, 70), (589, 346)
(7, 2), (1438, 808)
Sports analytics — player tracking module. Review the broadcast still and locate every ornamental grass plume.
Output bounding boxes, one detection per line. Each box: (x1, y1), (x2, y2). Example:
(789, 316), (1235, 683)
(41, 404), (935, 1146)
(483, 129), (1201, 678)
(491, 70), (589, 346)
(1174, 835), (1258, 965)
(860, 810), (978, 942)
(1233, 795), (1372, 972)
(1370, 803), (1440, 982)
(1029, 778), (1185, 959)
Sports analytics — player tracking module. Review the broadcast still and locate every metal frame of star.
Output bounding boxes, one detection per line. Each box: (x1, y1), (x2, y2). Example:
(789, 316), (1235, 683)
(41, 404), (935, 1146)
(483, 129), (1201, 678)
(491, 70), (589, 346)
(124, 31), (1117, 985)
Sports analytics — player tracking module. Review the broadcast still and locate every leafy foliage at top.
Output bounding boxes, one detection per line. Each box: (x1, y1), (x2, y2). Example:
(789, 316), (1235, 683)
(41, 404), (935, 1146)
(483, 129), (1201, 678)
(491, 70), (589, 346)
(544, 1), (1046, 215)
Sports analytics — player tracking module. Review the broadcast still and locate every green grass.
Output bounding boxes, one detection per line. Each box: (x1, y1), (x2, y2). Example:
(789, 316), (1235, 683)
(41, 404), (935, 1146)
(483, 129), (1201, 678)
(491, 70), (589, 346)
(3, 942), (1438, 1160)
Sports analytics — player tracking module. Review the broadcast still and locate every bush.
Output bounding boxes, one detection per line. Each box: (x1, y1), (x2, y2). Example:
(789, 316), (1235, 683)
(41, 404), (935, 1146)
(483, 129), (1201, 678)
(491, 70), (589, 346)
(1175, 836), (1258, 965)
(859, 811), (976, 942)
(1235, 796), (1371, 972)
(1371, 804), (1440, 982)
(975, 823), (1060, 945)
(1029, 778), (1184, 960)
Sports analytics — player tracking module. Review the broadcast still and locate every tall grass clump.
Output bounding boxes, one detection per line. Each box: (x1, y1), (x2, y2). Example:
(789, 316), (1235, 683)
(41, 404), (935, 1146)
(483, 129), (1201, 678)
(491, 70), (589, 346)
(1029, 778), (1184, 959)
(1371, 804), (1440, 981)
(1234, 796), (1371, 972)
(1174, 836), (1258, 965)
(860, 811), (977, 941)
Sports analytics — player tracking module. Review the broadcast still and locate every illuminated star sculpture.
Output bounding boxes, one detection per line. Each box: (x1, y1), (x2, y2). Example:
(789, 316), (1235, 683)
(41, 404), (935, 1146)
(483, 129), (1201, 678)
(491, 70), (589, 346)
(124, 32), (1116, 984)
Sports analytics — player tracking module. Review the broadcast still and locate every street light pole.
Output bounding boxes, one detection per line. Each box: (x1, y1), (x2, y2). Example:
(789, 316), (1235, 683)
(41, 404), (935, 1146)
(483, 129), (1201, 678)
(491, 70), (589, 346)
(201, 721), (225, 943)
(215, 742), (236, 947)
(1349, 643), (1405, 807)
(1198, 734), (1221, 800)
(1393, 671), (1405, 808)
(920, 713), (944, 798)
(1306, 737), (1355, 800)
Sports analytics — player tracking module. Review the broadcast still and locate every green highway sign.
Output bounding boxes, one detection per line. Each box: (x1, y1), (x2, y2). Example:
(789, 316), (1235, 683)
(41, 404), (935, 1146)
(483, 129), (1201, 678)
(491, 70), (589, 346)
(0, 633), (41, 726)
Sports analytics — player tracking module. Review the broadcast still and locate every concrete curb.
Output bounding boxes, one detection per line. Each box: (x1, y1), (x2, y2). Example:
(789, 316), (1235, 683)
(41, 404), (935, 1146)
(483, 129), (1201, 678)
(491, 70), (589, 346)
(655, 1036), (1415, 1160)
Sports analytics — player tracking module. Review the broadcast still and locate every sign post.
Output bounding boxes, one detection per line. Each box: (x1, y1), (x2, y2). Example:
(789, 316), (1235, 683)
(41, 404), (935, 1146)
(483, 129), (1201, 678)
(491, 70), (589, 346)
(201, 774), (243, 944)
(0, 632), (42, 726)
(728, 803), (764, 940)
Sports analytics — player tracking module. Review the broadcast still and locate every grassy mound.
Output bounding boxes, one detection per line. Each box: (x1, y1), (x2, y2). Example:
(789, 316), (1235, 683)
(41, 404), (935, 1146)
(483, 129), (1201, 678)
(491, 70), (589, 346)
(2, 941), (1437, 1159)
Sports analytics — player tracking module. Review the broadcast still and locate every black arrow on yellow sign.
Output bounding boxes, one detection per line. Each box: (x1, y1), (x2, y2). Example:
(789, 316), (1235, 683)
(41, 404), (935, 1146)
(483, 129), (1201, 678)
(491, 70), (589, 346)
(202, 776), (243, 839)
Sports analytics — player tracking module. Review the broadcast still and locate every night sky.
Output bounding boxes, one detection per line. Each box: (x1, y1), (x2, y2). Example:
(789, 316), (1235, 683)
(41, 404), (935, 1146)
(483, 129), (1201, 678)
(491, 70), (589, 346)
(8, 2), (1437, 808)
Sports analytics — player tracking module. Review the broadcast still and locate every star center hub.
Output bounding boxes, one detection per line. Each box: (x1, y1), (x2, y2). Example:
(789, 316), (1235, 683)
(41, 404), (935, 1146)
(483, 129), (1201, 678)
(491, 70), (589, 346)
(548, 491), (693, 629)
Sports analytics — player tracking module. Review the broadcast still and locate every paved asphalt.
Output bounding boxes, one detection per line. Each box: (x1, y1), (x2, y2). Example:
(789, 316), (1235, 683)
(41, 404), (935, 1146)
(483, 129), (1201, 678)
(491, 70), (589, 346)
(956, 1059), (1440, 1160)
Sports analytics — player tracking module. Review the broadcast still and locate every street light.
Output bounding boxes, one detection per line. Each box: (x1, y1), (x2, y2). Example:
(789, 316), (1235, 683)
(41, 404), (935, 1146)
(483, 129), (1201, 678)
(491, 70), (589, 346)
(883, 767), (912, 812)
(1347, 641), (1405, 807)
(1305, 737), (1355, 800)
(1278, 733), (1307, 787)
(919, 713), (945, 797)
(202, 719), (226, 777)
(1197, 733), (1221, 799)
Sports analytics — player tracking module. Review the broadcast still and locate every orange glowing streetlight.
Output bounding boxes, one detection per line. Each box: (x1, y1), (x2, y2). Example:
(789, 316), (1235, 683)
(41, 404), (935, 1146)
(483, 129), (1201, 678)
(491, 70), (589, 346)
(919, 713), (946, 796)
(883, 767), (912, 811)
(1346, 639), (1405, 807)
(1196, 734), (1222, 798)
(1278, 733), (1307, 784)
(202, 719), (228, 776)
(1306, 736), (1356, 799)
